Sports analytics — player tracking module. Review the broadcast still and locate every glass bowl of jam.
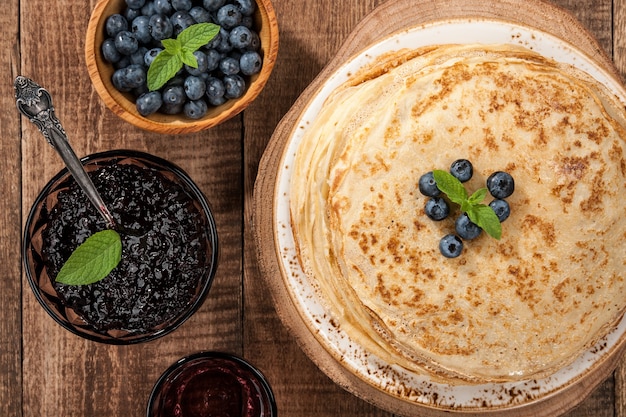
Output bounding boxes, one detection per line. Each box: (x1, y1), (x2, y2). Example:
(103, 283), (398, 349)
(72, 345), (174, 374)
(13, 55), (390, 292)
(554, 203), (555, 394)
(23, 150), (219, 344)
(147, 351), (277, 417)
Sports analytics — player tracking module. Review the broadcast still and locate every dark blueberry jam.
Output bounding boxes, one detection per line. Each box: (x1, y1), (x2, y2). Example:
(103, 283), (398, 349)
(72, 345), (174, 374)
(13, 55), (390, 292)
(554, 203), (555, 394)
(41, 163), (209, 334)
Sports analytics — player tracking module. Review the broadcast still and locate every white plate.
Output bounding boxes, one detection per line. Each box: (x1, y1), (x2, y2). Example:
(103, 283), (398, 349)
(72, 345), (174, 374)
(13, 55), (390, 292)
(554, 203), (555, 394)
(273, 18), (626, 410)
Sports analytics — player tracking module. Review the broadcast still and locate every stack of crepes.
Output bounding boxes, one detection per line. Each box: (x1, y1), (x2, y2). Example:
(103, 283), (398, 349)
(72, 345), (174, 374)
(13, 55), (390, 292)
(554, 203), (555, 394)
(289, 43), (626, 383)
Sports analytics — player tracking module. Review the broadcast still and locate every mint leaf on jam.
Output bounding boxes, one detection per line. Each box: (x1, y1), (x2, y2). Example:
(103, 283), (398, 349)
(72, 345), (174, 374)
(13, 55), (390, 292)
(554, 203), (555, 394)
(147, 23), (220, 91)
(432, 170), (502, 240)
(55, 230), (122, 285)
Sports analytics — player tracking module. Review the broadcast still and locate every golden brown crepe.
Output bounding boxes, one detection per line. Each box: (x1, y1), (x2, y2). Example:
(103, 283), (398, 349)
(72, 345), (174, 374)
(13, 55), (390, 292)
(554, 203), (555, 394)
(289, 43), (626, 383)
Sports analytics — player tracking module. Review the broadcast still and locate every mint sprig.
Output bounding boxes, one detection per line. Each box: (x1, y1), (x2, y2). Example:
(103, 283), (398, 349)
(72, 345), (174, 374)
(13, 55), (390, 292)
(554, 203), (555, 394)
(147, 23), (220, 91)
(55, 229), (122, 285)
(432, 170), (502, 240)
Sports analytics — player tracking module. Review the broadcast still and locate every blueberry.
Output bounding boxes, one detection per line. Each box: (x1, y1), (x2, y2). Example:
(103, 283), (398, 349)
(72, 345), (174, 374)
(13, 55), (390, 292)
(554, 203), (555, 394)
(487, 171), (515, 198)
(439, 234), (463, 258)
(114, 56), (131, 70)
(245, 31), (260, 51)
(129, 46), (148, 66)
(125, 0), (145, 8)
(232, 0), (255, 16)
(229, 25), (252, 49)
(106, 14), (129, 37)
(136, 91), (163, 116)
(123, 64), (147, 88)
(141, 0), (156, 16)
(184, 75), (206, 100)
(162, 85), (185, 105)
(424, 197), (449, 221)
(215, 28), (233, 53)
(112, 69), (132, 92)
(170, 11), (195, 35)
(102, 38), (122, 63)
(184, 51), (208, 76)
(239, 51), (262, 75)
(204, 48), (221, 71)
(223, 74), (245, 99)
(131, 15), (152, 44)
(132, 83), (149, 97)
(124, 6), (142, 21)
(450, 159), (473, 182)
(171, 0), (192, 11)
(154, 0), (173, 14)
(112, 64), (146, 91)
(183, 99), (208, 119)
(189, 6), (212, 23)
(217, 4), (243, 29)
(205, 76), (225, 98)
(149, 14), (173, 41)
(241, 15), (253, 29)
(203, 0), (226, 12)
(489, 199), (511, 222)
(219, 56), (240, 75)
(418, 171), (441, 197)
(114, 30), (138, 55)
(144, 47), (162, 67)
(207, 94), (227, 106)
(455, 213), (482, 240)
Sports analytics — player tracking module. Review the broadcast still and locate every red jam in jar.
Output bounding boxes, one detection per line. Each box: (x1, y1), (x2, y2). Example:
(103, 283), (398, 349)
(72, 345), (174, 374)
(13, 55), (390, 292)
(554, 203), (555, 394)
(148, 352), (276, 417)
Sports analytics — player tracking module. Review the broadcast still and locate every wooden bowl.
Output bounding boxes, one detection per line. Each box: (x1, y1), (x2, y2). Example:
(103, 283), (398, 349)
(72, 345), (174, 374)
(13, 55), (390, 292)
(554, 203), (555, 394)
(85, 0), (279, 134)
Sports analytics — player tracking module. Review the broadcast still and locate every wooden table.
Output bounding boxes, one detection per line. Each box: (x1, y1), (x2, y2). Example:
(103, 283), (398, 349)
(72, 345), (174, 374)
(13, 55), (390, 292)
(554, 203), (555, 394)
(2, 0), (626, 416)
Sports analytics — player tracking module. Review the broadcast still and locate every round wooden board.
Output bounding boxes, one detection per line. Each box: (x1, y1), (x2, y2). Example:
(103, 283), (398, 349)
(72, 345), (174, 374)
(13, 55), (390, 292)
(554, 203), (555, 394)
(252, 0), (626, 416)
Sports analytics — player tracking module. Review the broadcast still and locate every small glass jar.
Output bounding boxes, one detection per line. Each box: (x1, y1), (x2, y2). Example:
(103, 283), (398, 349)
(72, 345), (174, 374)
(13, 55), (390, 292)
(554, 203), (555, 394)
(147, 351), (277, 417)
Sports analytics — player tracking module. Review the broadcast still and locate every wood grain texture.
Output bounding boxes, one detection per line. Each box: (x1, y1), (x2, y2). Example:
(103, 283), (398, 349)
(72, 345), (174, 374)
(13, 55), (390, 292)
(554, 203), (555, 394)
(1, 0), (624, 416)
(0, 0), (21, 416)
(244, 2), (392, 415)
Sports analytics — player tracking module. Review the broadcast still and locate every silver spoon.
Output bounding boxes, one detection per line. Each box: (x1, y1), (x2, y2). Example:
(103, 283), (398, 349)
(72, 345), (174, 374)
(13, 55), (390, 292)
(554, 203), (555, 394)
(15, 76), (116, 228)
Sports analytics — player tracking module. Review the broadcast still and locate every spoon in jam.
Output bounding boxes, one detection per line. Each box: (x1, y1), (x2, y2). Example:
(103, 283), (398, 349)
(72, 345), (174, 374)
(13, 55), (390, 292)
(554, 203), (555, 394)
(14, 76), (116, 229)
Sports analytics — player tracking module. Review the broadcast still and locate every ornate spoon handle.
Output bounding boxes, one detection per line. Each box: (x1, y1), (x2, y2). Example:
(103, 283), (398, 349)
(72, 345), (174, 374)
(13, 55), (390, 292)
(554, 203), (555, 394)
(15, 76), (116, 228)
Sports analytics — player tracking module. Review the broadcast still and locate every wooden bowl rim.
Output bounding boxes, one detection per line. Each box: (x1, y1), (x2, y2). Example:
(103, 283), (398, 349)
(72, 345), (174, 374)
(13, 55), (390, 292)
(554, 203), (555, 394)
(85, 0), (279, 134)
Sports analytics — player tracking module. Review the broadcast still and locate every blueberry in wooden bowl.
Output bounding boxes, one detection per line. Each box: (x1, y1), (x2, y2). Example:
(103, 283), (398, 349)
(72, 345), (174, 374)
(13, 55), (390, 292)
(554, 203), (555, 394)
(85, 0), (279, 134)
(23, 150), (219, 344)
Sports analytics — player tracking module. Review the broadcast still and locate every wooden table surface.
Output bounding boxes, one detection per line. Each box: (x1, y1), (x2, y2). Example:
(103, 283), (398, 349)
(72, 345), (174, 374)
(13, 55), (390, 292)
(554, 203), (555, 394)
(2, 0), (626, 416)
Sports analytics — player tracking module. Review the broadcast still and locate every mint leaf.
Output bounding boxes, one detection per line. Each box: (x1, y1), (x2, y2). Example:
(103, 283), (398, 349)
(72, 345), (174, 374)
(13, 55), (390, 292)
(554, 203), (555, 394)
(55, 230), (122, 285)
(468, 188), (487, 205)
(161, 38), (181, 54)
(467, 204), (502, 240)
(432, 170), (467, 204)
(180, 49), (198, 68)
(431, 170), (504, 240)
(146, 23), (220, 92)
(179, 23), (220, 52)
(147, 50), (181, 91)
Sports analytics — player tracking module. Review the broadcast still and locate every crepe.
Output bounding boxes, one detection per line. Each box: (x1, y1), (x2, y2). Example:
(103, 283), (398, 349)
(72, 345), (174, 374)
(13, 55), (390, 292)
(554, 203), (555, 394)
(289, 43), (626, 383)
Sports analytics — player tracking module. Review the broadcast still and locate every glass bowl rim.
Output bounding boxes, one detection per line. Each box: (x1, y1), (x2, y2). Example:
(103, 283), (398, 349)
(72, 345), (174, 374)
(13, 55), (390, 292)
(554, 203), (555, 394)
(22, 149), (219, 345)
